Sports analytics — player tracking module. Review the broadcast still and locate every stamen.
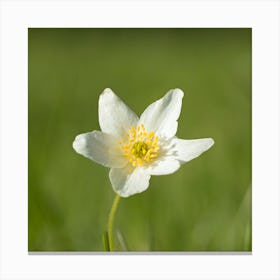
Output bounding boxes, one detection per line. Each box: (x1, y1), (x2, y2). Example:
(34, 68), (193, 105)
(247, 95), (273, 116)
(119, 124), (160, 167)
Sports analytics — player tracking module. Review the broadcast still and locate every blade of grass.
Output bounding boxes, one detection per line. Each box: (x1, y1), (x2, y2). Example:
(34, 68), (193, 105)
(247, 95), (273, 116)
(116, 230), (128, 251)
(102, 231), (110, 251)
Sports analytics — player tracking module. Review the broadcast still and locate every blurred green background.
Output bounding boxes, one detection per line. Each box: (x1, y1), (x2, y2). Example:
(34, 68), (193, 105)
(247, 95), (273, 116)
(28, 28), (251, 252)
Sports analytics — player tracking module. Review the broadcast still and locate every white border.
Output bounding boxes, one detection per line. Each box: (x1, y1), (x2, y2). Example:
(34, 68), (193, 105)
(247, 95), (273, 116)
(0, 0), (279, 279)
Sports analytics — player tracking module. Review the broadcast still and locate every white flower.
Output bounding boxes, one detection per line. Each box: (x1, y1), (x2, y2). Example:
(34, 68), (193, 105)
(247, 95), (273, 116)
(73, 88), (214, 197)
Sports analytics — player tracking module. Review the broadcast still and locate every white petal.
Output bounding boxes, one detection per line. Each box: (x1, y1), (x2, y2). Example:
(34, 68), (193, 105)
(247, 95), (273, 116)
(139, 89), (184, 138)
(72, 131), (127, 168)
(171, 138), (214, 163)
(109, 166), (151, 197)
(98, 88), (139, 139)
(145, 158), (181, 175)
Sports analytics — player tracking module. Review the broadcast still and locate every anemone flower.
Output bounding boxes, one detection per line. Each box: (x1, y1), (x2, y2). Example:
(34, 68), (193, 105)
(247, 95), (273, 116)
(73, 88), (214, 251)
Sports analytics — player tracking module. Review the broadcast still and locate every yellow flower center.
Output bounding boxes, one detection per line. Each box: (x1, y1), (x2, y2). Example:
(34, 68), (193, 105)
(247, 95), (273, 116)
(120, 124), (159, 167)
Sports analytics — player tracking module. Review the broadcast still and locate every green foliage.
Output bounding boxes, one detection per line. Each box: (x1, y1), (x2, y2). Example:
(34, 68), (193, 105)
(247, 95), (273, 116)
(28, 28), (251, 251)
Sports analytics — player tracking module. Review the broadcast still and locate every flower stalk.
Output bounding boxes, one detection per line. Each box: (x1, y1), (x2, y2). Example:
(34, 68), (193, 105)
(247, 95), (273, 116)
(108, 194), (121, 251)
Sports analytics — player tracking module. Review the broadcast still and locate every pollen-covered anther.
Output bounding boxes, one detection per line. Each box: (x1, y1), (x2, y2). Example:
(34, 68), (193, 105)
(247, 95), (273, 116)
(120, 124), (160, 167)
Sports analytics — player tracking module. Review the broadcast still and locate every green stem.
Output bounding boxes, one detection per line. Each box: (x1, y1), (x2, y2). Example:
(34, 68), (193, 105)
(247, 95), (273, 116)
(108, 194), (121, 251)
